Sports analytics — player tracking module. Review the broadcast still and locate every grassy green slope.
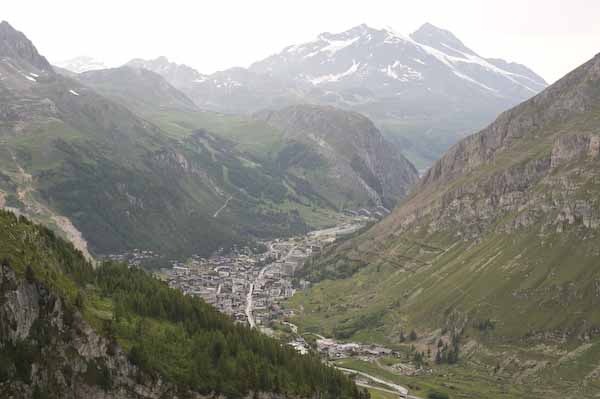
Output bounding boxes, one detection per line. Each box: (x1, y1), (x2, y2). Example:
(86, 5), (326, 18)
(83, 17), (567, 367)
(0, 81), (241, 258)
(2, 60), (339, 261)
(77, 70), (346, 229)
(287, 55), (600, 398)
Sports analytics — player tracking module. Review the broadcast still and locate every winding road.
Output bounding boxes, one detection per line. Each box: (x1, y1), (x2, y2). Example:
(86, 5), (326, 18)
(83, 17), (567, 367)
(213, 196), (232, 218)
(245, 245), (297, 329)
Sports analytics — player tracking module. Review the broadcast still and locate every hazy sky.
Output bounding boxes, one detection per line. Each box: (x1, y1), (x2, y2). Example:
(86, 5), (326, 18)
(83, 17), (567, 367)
(3, 0), (599, 83)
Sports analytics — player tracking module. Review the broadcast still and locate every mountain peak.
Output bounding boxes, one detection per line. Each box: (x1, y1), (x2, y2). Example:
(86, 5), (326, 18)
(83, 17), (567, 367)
(154, 55), (170, 64)
(0, 20), (52, 71)
(416, 22), (441, 32)
(410, 22), (475, 55)
(55, 56), (107, 73)
(349, 23), (374, 33)
(318, 23), (379, 41)
(125, 56), (206, 89)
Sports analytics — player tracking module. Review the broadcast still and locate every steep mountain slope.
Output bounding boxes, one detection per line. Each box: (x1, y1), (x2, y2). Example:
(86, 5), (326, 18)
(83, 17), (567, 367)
(0, 21), (310, 260)
(128, 23), (547, 169)
(1, 21), (415, 262)
(0, 210), (363, 399)
(78, 66), (199, 117)
(256, 105), (418, 209)
(78, 67), (418, 210)
(290, 53), (600, 397)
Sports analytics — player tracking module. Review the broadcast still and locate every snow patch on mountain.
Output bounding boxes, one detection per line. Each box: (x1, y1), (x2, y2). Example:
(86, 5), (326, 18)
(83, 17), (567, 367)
(452, 71), (498, 94)
(310, 59), (360, 85)
(306, 36), (360, 58)
(381, 61), (423, 82)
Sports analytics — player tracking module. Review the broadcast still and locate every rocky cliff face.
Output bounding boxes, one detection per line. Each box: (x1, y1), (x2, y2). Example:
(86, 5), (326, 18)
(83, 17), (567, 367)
(0, 21), (52, 72)
(0, 264), (316, 399)
(0, 264), (181, 399)
(256, 105), (418, 209)
(373, 53), (600, 238)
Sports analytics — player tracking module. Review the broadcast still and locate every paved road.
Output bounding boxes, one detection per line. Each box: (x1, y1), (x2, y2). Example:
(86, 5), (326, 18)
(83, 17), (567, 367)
(309, 223), (363, 238)
(335, 366), (409, 397)
(245, 283), (256, 328)
(245, 245), (297, 329)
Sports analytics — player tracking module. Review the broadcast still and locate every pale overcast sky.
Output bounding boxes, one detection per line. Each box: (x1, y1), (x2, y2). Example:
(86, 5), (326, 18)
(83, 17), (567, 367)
(3, 0), (599, 83)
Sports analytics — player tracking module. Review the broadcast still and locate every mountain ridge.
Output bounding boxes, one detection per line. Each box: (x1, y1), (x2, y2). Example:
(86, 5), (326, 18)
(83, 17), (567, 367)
(126, 22), (547, 169)
(0, 20), (53, 71)
(1, 21), (417, 262)
(255, 104), (418, 209)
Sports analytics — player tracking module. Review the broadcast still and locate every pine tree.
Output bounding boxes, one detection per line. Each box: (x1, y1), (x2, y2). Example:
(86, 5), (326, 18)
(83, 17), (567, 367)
(409, 329), (418, 341)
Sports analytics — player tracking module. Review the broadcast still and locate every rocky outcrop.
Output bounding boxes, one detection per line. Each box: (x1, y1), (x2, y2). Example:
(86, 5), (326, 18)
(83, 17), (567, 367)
(420, 53), (600, 189)
(373, 54), (600, 240)
(551, 134), (600, 167)
(257, 105), (418, 208)
(0, 264), (185, 399)
(1, 264), (313, 399)
(0, 21), (53, 72)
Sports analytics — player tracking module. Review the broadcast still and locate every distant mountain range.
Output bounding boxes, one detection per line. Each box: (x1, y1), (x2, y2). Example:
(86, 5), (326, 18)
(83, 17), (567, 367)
(0, 21), (417, 260)
(127, 23), (548, 168)
(55, 56), (107, 73)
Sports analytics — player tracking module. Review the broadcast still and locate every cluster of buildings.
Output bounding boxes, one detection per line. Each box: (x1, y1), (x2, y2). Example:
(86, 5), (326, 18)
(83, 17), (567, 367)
(103, 248), (160, 266)
(316, 338), (394, 359)
(160, 220), (368, 328)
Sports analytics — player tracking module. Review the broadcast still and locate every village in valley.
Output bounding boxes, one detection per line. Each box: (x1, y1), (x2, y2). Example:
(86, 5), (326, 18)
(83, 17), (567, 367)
(158, 214), (371, 331)
(103, 208), (415, 397)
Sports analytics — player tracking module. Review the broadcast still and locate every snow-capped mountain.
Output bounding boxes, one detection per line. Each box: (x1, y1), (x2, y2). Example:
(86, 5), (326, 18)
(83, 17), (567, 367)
(54, 56), (107, 73)
(127, 56), (208, 89)
(127, 23), (548, 168)
(251, 23), (545, 104)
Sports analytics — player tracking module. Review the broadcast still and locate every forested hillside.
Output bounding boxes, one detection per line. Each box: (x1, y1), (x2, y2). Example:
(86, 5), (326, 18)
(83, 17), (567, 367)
(0, 209), (364, 398)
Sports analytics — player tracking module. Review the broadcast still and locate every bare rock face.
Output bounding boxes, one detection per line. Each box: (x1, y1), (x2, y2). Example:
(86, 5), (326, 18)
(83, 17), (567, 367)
(551, 134), (600, 167)
(0, 21), (53, 72)
(420, 53), (600, 189)
(373, 53), (600, 240)
(0, 265), (313, 399)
